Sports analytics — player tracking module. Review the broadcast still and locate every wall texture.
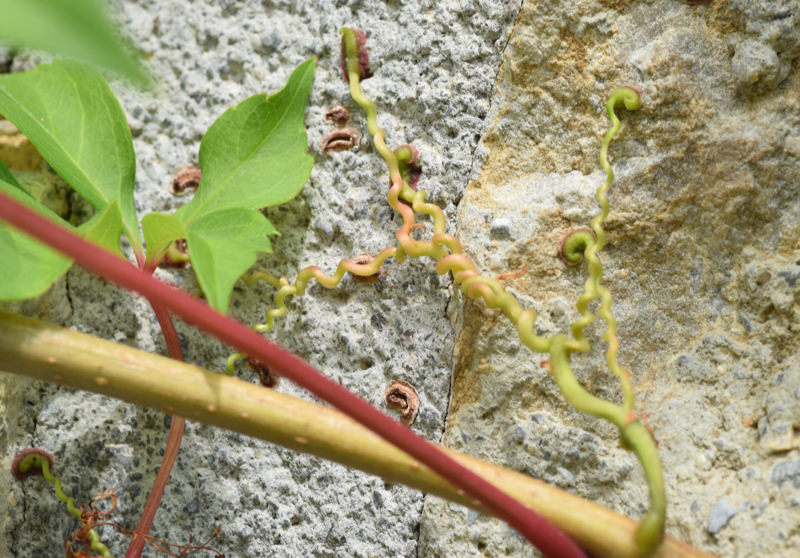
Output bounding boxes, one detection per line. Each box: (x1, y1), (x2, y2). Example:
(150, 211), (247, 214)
(2, 1), (799, 557)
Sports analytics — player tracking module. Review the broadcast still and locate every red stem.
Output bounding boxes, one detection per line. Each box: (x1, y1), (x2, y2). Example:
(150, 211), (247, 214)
(0, 193), (587, 558)
(124, 304), (185, 558)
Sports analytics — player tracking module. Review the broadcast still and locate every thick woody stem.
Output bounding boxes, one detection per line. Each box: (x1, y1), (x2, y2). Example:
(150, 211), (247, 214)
(0, 310), (709, 558)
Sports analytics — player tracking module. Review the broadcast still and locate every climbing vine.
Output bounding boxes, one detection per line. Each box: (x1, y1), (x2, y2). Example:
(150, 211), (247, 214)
(0, 21), (670, 557)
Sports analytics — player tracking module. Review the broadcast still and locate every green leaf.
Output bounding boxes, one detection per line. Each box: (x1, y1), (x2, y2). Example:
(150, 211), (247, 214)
(0, 60), (142, 255)
(0, 164), (72, 225)
(0, 0), (149, 85)
(0, 161), (126, 299)
(142, 212), (187, 265)
(0, 177), (72, 300)
(175, 58), (316, 225)
(0, 158), (24, 191)
(186, 208), (277, 313)
(78, 200), (124, 259)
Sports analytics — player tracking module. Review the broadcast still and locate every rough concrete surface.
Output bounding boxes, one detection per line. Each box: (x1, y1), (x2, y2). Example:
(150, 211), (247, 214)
(1, 0), (799, 557)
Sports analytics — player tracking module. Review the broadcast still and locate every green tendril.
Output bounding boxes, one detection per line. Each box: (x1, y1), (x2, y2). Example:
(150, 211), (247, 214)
(394, 145), (419, 190)
(340, 28), (364, 81)
(17, 453), (114, 558)
(340, 28), (402, 187)
(226, 352), (245, 375)
(395, 145), (415, 163)
(559, 228), (596, 266)
(232, 35), (662, 554)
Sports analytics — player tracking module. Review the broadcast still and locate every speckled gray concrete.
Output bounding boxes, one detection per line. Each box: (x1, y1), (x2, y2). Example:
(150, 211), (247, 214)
(3, 1), (800, 557)
(1, 0), (519, 556)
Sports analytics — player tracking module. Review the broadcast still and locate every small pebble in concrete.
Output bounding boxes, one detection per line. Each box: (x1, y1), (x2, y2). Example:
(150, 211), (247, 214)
(771, 459), (800, 488)
(707, 499), (737, 534)
(489, 218), (512, 240)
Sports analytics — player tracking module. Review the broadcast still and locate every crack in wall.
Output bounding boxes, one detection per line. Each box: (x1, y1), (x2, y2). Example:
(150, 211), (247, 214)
(413, 1), (525, 554)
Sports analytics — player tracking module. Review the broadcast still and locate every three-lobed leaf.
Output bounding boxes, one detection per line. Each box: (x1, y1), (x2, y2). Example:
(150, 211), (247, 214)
(143, 208), (279, 313)
(0, 56), (315, 311)
(0, 60), (141, 256)
(143, 207), (282, 313)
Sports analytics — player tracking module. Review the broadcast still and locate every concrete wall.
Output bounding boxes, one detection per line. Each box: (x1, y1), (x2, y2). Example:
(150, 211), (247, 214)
(2, 1), (799, 556)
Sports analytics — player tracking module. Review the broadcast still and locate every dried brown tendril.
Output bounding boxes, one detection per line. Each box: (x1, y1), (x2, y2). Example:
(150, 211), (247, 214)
(383, 380), (419, 425)
(320, 127), (362, 152)
(324, 104), (352, 126)
(246, 357), (279, 388)
(169, 166), (201, 196)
